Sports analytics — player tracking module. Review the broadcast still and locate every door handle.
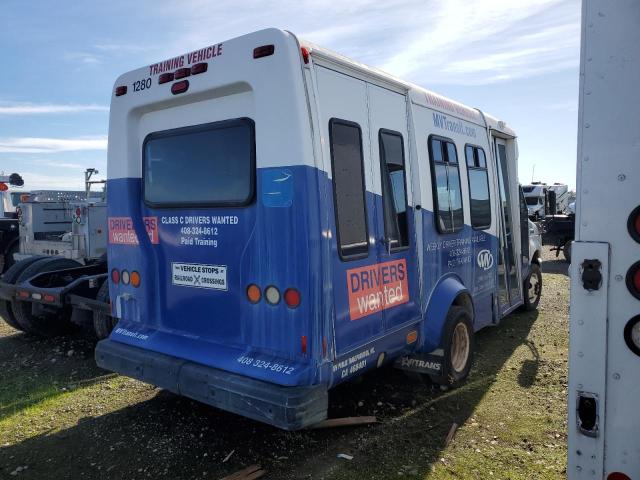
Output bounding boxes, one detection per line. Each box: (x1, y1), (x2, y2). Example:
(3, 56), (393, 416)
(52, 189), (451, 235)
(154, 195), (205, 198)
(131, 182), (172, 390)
(379, 237), (392, 255)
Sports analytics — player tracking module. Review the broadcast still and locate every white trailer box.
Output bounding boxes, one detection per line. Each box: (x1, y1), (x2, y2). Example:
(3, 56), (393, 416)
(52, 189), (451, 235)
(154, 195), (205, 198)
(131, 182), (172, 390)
(568, 1), (640, 479)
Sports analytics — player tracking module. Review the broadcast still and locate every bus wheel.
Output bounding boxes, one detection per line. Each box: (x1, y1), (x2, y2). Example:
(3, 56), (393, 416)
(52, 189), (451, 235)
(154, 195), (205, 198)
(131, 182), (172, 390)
(13, 257), (82, 337)
(93, 281), (116, 340)
(0, 255), (47, 331)
(431, 306), (474, 386)
(523, 263), (543, 311)
(563, 240), (572, 263)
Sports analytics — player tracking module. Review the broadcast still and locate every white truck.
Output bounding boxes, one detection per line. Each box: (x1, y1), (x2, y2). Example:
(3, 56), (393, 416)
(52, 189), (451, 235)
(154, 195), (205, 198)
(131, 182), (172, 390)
(568, 1), (639, 479)
(522, 182), (570, 220)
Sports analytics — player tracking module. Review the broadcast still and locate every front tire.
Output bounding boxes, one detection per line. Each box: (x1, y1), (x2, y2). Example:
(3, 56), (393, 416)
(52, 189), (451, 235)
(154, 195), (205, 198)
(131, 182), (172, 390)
(523, 263), (542, 310)
(430, 306), (474, 386)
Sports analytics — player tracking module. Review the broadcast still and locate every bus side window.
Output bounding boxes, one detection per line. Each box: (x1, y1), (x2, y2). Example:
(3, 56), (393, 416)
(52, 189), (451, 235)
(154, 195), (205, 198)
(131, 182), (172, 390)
(329, 119), (369, 260)
(428, 136), (464, 234)
(379, 129), (409, 250)
(464, 145), (491, 229)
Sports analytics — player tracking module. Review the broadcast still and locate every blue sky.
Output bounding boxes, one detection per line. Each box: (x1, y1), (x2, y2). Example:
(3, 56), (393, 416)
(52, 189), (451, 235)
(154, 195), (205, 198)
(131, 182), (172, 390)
(1, 0), (580, 190)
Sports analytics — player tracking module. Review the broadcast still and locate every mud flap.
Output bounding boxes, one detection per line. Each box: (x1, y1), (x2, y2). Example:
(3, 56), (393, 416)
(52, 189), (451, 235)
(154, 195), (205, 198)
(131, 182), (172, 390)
(394, 348), (445, 378)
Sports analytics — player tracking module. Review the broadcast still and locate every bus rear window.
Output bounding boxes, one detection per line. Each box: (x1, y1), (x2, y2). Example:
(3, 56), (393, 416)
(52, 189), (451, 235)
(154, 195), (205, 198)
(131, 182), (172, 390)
(143, 118), (255, 207)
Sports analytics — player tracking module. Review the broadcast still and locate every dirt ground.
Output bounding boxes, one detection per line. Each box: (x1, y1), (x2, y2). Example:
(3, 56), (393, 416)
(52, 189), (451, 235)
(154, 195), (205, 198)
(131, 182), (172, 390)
(0, 250), (569, 480)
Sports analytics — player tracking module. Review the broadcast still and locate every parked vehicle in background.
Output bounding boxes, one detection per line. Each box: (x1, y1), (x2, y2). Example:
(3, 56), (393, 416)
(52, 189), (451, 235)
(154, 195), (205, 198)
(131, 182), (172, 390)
(522, 182), (548, 220)
(95, 28), (542, 430)
(0, 169), (115, 339)
(568, 1), (639, 479)
(523, 182), (570, 220)
(0, 173), (26, 272)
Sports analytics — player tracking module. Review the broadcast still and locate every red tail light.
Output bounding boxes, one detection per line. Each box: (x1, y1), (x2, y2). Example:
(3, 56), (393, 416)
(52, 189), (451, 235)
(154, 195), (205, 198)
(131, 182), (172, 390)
(253, 45), (275, 59)
(174, 67), (191, 79)
(301, 335), (307, 354)
(115, 85), (127, 96)
(284, 288), (301, 308)
(171, 80), (189, 95)
(301, 47), (310, 64)
(43, 294), (56, 302)
(626, 261), (640, 300)
(627, 205), (640, 243)
(607, 473), (631, 480)
(191, 62), (208, 75)
(158, 72), (174, 84)
(111, 268), (120, 284)
(17, 290), (29, 299)
(75, 207), (81, 216)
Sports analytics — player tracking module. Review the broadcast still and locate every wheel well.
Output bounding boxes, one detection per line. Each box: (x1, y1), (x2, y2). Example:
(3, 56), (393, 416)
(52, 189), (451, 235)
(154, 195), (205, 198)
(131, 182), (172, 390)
(453, 292), (474, 320)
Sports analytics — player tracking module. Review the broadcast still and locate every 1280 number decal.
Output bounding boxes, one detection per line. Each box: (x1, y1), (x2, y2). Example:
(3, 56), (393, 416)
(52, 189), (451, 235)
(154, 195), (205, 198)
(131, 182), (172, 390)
(132, 78), (152, 92)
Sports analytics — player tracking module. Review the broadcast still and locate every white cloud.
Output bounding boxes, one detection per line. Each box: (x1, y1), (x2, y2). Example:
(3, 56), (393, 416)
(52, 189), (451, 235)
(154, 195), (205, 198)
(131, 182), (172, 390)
(0, 102), (108, 115)
(158, 0), (579, 86)
(0, 136), (107, 153)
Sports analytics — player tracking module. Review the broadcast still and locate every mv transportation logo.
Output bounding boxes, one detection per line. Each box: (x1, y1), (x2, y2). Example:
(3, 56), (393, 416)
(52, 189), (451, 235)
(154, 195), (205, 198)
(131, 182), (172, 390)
(477, 249), (494, 270)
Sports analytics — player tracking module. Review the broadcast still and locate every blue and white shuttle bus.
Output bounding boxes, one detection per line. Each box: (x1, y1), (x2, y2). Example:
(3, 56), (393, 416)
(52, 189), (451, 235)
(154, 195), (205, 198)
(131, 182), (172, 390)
(96, 29), (542, 430)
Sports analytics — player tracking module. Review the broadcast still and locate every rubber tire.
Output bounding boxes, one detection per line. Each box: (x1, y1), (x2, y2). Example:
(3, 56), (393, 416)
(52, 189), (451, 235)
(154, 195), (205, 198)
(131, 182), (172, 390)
(430, 306), (475, 386)
(563, 240), (572, 263)
(13, 257), (82, 337)
(93, 281), (116, 340)
(523, 263), (543, 311)
(1, 242), (19, 273)
(0, 255), (48, 331)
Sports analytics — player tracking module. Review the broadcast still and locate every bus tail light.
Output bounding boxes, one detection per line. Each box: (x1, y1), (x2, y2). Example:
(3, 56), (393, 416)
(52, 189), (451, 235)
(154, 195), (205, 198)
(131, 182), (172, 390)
(43, 294), (56, 303)
(171, 80), (189, 95)
(121, 270), (130, 285)
(17, 290), (29, 299)
(301, 335), (307, 354)
(115, 86), (127, 97)
(253, 45), (275, 59)
(607, 473), (631, 480)
(625, 261), (640, 300)
(158, 72), (174, 84)
(247, 284), (261, 304)
(264, 285), (280, 305)
(284, 288), (301, 308)
(624, 315), (640, 356)
(130, 271), (141, 288)
(627, 205), (640, 243)
(191, 62), (208, 75)
(111, 268), (120, 285)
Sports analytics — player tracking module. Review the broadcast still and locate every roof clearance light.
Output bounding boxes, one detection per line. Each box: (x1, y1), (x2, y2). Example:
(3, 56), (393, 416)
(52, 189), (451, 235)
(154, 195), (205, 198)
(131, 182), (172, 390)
(284, 288), (301, 308)
(174, 67), (191, 79)
(253, 45), (275, 59)
(171, 80), (189, 95)
(301, 47), (310, 64)
(625, 261), (640, 300)
(627, 205), (640, 244)
(265, 285), (280, 305)
(131, 271), (141, 288)
(247, 284), (261, 304)
(191, 62), (208, 75)
(111, 268), (120, 285)
(158, 72), (174, 84)
(115, 86), (127, 97)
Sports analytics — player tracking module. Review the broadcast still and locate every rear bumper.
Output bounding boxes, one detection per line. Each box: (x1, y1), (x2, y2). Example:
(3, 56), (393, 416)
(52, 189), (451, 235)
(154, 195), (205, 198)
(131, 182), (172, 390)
(95, 339), (328, 430)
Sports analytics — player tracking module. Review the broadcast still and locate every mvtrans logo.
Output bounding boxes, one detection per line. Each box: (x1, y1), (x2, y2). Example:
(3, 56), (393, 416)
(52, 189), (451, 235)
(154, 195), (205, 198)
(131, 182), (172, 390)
(477, 249), (494, 270)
